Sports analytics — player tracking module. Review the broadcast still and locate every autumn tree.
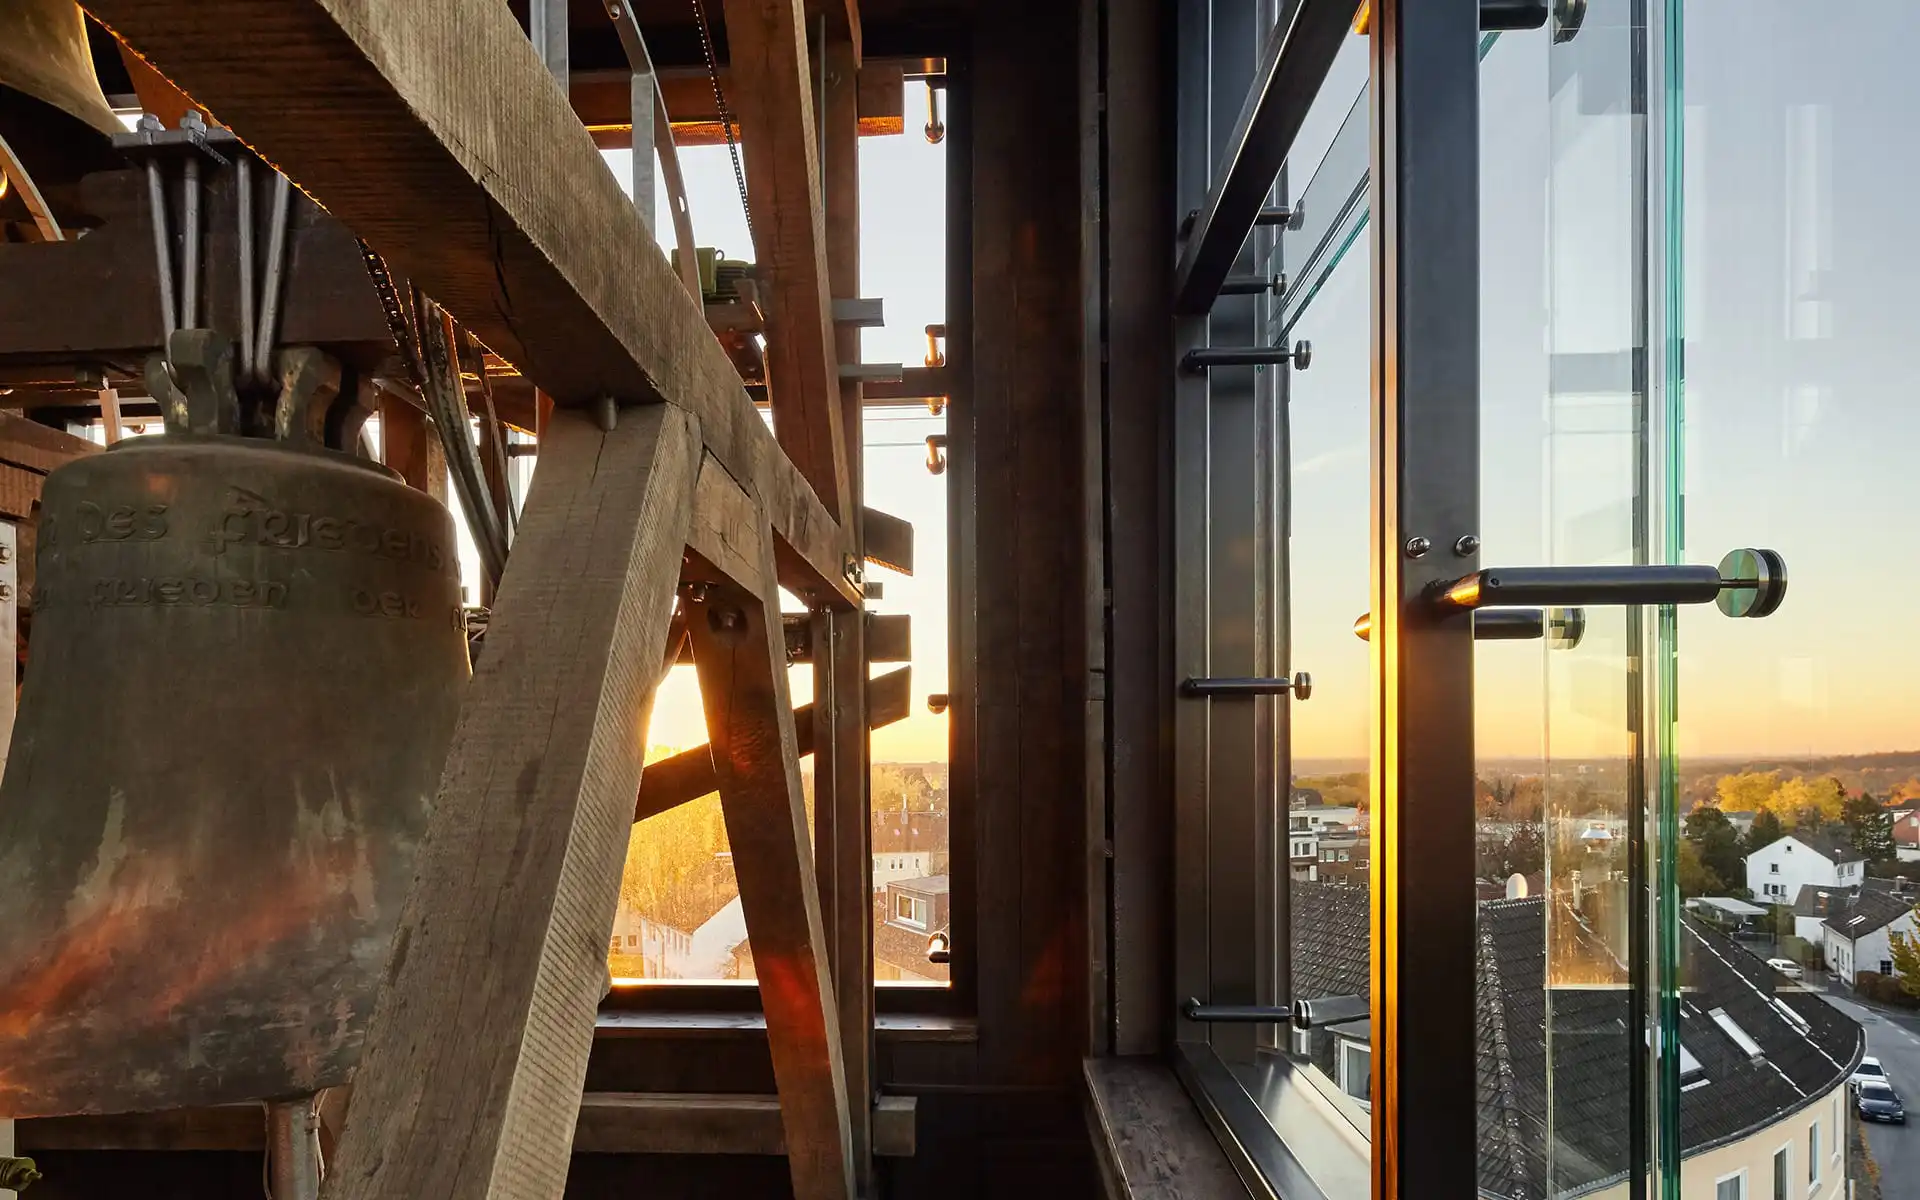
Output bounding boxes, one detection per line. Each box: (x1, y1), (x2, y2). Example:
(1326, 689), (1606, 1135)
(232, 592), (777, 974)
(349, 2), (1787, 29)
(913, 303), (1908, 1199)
(1684, 805), (1744, 894)
(1892, 905), (1920, 1000)
(1717, 770), (1782, 815)
(1765, 775), (1846, 828)
(1745, 808), (1786, 854)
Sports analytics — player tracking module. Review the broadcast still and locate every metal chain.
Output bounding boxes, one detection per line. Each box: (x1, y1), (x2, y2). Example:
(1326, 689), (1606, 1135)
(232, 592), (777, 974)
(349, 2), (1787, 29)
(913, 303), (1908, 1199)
(356, 238), (428, 393)
(690, 0), (753, 240)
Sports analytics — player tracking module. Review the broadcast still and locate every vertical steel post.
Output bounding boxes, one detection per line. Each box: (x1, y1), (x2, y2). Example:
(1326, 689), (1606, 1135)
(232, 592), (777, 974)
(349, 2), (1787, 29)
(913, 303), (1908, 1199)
(1367, 0), (1481, 1196)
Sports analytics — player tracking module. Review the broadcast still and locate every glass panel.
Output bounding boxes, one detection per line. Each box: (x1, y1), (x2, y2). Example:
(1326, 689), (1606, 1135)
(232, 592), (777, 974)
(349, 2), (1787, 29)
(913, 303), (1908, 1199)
(1679, 6), (1916, 1200)
(1477, 11), (1661, 1198)
(1276, 149), (1371, 1136)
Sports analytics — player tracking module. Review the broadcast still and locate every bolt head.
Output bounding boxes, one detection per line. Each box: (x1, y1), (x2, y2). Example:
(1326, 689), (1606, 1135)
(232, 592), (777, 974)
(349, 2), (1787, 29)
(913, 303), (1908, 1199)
(1405, 536), (1432, 559)
(708, 606), (745, 634)
(1453, 534), (1481, 557)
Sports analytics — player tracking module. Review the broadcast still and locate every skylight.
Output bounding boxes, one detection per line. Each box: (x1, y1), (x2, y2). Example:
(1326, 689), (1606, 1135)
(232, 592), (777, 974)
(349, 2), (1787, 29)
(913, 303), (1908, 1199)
(1644, 1030), (1709, 1085)
(1773, 999), (1811, 1033)
(1710, 1007), (1765, 1060)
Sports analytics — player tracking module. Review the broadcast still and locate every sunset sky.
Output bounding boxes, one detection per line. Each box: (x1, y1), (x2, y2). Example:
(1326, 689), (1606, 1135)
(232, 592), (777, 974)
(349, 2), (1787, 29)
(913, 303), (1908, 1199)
(599, 113), (949, 764)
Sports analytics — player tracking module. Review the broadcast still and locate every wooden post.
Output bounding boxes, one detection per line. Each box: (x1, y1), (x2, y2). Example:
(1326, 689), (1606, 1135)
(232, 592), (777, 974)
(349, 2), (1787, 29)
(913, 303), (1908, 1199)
(376, 394), (448, 502)
(719, 0), (853, 526)
(686, 462), (855, 1200)
(815, 35), (874, 1193)
(326, 404), (699, 1200)
(97, 389), (125, 446)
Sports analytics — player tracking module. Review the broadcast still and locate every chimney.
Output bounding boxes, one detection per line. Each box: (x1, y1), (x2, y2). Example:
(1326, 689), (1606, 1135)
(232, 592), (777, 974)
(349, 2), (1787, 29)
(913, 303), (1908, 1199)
(1816, 890), (1831, 915)
(1898, 875), (1912, 895)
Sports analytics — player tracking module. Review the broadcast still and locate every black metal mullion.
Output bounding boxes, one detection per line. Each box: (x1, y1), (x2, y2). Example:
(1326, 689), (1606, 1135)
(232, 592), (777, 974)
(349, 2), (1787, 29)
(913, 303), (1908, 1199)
(1173, 0), (1361, 314)
(1368, 1), (1481, 1198)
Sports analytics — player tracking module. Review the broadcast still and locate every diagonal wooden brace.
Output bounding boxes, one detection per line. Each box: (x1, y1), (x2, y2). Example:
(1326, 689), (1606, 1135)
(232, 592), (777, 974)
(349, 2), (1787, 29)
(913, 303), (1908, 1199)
(684, 462), (856, 1200)
(325, 405), (700, 1200)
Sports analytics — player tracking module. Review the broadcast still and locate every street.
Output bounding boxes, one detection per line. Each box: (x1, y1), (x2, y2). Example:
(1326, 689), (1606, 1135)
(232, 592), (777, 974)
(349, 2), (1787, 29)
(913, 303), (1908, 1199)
(1824, 993), (1920, 1195)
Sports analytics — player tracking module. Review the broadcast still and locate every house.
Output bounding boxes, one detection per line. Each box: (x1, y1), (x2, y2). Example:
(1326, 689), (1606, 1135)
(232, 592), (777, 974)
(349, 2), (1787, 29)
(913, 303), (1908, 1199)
(1790, 884), (1846, 947)
(875, 875), (951, 984)
(1822, 882), (1919, 985)
(1287, 795), (1360, 834)
(1745, 831), (1865, 903)
(1315, 827), (1368, 886)
(607, 902), (694, 980)
(1292, 881), (1863, 1200)
(871, 808), (949, 890)
(1721, 810), (1758, 835)
(1894, 808), (1920, 863)
(1288, 814), (1319, 881)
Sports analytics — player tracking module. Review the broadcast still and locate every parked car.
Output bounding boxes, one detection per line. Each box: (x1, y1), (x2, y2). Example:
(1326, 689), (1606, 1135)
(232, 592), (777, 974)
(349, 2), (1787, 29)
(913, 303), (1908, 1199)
(1766, 958), (1804, 981)
(1851, 1056), (1890, 1091)
(1857, 1080), (1907, 1124)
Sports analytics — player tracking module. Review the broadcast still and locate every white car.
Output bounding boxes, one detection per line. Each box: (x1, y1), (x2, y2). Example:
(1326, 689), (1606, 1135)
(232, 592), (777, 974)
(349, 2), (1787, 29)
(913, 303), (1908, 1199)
(1766, 958), (1804, 981)
(1852, 1056), (1890, 1091)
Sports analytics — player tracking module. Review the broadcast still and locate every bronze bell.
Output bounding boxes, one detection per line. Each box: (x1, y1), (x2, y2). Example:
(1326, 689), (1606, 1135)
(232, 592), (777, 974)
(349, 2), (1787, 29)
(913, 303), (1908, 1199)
(0, 332), (470, 1117)
(0, 0), (124, 237)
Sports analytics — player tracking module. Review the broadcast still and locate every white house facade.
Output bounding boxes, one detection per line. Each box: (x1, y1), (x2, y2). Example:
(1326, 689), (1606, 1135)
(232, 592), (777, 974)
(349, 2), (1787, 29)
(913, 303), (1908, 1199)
(1744, 833), (1864, 904)
(1823, 886), (1918, 985)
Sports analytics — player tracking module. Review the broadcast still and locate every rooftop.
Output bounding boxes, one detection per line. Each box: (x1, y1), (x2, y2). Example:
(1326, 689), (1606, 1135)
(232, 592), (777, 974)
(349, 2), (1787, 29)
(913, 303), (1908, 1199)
(1822, 886), (1915, 940)
(1291, 882), (1861, 1200)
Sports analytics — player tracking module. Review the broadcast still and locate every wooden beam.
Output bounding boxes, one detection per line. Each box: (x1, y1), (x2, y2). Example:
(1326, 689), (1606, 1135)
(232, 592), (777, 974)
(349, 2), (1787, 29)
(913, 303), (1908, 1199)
(634, 664), (911, 822)
(0, 412), (99, 475)
(572, 63), (905, 148)
(684, 473), (854, 1200)
(86, 0), (858, 608)
(326, 405), (699, 1200)
(18, 1094), (920, 1158)
(376, 394), (447, 502)
(816, 36), (874, 1195)
(572, 1094), (915, 1158)
(862, 505), (913, 575)
(719, 0), (852, 526)
(668, 610), (910, 665)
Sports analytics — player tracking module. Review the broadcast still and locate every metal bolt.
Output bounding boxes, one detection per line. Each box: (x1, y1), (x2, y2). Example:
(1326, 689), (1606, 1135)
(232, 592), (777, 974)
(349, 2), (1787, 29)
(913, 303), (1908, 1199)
(0, 545), (12, 563)
(0, 584), (14, 601)
(1453, 534), (1480, 557)
(708, 606), (745, 634)
(1405, 536), (1432, 559)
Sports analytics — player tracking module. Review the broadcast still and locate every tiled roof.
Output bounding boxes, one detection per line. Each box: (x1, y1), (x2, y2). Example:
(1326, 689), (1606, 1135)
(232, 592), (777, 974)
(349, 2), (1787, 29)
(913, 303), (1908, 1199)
(1290, 882), (1861, 1200)
(1763, 830), (1863, 864)
(1822, 886), (1916, 940)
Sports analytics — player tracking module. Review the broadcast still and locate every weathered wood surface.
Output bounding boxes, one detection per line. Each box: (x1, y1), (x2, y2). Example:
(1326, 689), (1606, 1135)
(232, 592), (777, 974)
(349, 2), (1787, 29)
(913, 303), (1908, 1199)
(573, 1093), (914, 1158)
(634, 664), (911, 822)
(666, 610), (910, 666)
(1083, 1060), (1247, 1200)
(376, 394), (447, 501)
(720, 0), (852, 527)
(862, 505), (914, 575)
(685, 470), (854, 1200)
(323, 405), (698, 1200)
(817, 36), (876, 1194)
(571, 62), (904, 148)
(86, 0), (857, 607)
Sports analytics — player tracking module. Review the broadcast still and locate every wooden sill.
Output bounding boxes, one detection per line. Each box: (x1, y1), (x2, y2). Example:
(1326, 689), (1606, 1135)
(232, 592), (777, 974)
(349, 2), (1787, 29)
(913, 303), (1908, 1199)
(1085, 1058), (1249, 1200)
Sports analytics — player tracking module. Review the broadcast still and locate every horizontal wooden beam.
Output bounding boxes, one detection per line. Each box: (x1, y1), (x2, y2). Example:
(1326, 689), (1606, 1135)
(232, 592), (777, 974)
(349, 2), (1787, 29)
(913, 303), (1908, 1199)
(664, 611), (909, 665)
(86, 0), (858, 608)
(634, 664), (911, 822)
(0, 413), (100, 476)
(573, 1094), (914, 1157)
(21, 1095), (918, 1158)
(862, 506), (913, 576)
(572, 63), (904, 149)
